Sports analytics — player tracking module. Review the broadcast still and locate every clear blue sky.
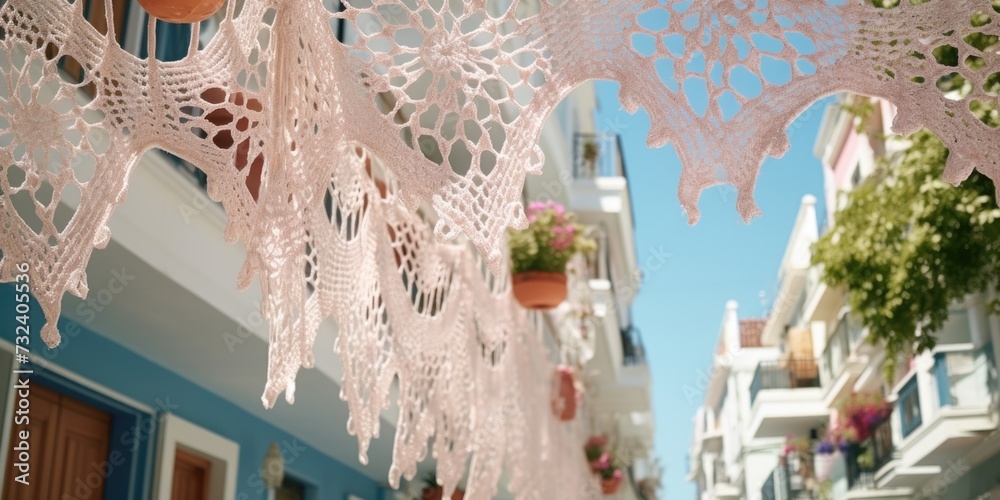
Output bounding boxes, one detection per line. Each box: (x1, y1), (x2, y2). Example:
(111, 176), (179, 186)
(594, 82), (831, 498)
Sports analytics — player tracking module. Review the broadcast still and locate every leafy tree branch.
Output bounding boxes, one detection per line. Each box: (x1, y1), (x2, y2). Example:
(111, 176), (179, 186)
(812, 129), (1000, 374)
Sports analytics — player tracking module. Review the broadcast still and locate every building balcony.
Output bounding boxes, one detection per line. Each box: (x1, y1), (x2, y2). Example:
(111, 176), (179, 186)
(747, 359), (828, 439)
(845, 417), (895, 492)
(567, 132), (638, 284)
(896, 344), (998, 467)
(751, 359), (822, 404)
(820, 313), (871, 406)
(709, 458), (741, 500)
(877, 343), (998, 490)
(585, 283), (651, 417)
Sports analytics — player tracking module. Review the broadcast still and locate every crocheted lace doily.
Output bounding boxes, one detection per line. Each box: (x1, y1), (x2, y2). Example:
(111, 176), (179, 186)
(0, 0), (997, 497)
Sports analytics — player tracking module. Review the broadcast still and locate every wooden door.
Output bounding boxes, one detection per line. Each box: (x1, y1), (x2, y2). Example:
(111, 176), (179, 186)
(276, 476), (306, 500)
(171, 448), (213, 500)
(3, 383), (113, 500)
(785, 327), (818, 384)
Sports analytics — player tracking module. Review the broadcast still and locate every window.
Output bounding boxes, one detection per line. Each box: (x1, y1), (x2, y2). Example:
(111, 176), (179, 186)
(897, 376), (922, 438)
(850, 162), (862, 187)
(153, 414), (239, 500)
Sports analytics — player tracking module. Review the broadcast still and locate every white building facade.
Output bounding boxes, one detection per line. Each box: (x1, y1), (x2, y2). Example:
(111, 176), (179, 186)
(688, 95), (1000, 500)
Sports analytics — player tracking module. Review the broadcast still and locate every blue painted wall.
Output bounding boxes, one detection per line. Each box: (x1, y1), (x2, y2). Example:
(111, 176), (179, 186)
(1, 285), (382, 500)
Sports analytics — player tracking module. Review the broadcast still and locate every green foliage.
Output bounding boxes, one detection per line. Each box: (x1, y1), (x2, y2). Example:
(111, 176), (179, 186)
(856, 447), (875, 469)
(509, 201), (596, 274)
(812, 131), (1000, 374)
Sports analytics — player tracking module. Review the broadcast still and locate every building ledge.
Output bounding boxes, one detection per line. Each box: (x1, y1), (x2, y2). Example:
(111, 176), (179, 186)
(898, 406), (999, 467)
(710, 483), (741, 499)
(844, 486), (913, 499)
(748, 387), (828, 439)
(876, 462), (940, 489)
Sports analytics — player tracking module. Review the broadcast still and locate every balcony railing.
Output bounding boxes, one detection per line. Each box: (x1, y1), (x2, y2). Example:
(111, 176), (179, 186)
(750, 358), (821, 405)
(573, 132), (624, 179)
(846, 417), (894, 490)
(761, 468), (778, 500)
(621, 326), (646, 366)
(934, 343), (997, 409)
(897, 376), (923, 438)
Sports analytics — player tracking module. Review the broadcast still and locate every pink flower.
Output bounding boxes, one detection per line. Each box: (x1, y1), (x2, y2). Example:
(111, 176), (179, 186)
(551, 203), (565, 221)
(612, 469), (623, 480)
(590, 453), (611, 471)
(551, 235), (571, 250)
(527, 201), (547, 215)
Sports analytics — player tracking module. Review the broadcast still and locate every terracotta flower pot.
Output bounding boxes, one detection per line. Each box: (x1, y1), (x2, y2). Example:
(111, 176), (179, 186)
(601, 473), (623, 494)
(551, 365), (578, 421)
(421, 486), (465, 500)
(138, 0), (225, 23)
(511, 272), (567, 310)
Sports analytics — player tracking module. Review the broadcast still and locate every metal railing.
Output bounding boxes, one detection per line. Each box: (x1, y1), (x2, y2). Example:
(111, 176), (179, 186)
(846, 417), (894, 490)
(573, 132), (624, 179)
(846, 455), (875, 491)
(750, 358), (821, 405)
(934, 343), (997, 408)
(621, 326), (647, 366)
(871, 416), (895, 472)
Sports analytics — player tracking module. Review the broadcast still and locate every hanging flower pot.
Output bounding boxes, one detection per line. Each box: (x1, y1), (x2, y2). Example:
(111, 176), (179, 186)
(513, 271), (568, 310)
(138, 0), (226, 23)
(551, 365), (578, 421)
(508, 201), (596, 311)
(838, 392), (892, 443)
(420, 472), (465, 500)
(600, 470), (623, 494)
(420, 486), (465, 500)
(814, 452), (837, 482)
